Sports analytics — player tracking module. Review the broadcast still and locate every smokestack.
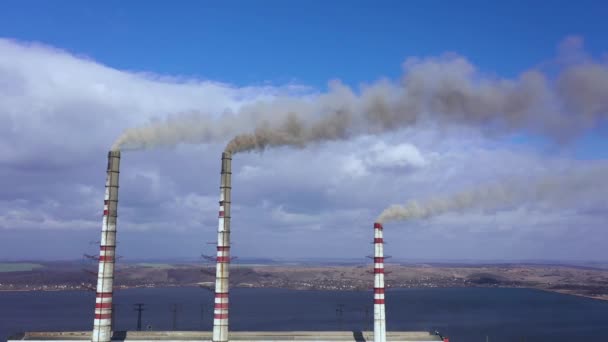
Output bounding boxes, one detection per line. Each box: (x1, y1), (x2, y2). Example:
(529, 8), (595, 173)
(213, 152), (232, 342)
(373, 222), (386, 342)
(92, 151), (120, 342)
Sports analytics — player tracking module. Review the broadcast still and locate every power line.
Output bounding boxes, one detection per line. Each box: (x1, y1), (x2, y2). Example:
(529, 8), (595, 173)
(111, 304), (118, 331)
(133, 303), (145, 331)
(200, 303), (206, 328)
(171, 304), (180, 330)
(335, 304), (345, 330)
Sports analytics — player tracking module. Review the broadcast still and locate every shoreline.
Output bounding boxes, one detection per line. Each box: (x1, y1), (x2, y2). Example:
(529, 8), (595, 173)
(3, 285), (608, 302)
(534, 287), (608, 302)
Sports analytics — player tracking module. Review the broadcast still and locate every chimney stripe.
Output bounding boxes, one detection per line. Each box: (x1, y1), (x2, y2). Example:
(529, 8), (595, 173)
(216, 256), (230, 263)
(94, 313), (112, 320)
(373, 222), (386, 342)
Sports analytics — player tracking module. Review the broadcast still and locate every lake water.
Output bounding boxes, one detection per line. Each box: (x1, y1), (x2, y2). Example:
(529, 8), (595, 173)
(2, 287), (608, 342)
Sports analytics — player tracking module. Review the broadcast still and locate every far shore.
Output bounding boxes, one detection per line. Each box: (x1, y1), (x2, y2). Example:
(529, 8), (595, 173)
(3, 284), (608, 302)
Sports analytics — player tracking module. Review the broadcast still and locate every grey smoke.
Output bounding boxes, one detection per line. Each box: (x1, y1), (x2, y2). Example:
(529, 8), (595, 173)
(377, 165), (608, 223)
(111, 112), (239, 151)
(112, 37), (608, 153)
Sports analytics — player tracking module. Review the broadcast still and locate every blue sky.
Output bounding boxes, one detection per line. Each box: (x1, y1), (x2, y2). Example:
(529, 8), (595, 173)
(2, 0), (607, 86)
(0, 1), (607, 261)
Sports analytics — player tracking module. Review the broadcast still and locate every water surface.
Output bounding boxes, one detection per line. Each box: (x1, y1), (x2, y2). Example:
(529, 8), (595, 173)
(2, 287), (608, 342)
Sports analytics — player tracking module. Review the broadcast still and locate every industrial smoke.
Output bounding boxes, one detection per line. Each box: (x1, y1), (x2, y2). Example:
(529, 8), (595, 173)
(111, 37), (607, 153)
(376, 165), (608, 223)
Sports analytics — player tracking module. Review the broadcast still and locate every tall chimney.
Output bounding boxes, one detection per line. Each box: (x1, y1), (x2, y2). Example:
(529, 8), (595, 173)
(92, 151), (120, 342)
(213, 152), (232, 342)
(373, 222), (386, 342)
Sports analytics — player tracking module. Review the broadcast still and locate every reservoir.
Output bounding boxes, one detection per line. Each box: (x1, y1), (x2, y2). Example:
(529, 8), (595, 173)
(2, 287), (608, 342)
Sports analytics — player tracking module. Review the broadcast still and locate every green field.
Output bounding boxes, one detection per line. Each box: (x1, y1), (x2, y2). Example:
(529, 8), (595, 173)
(0, 263), (44, 272)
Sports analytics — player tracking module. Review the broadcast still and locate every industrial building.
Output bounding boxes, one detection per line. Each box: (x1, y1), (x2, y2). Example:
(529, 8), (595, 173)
(7, 151), (447, 342)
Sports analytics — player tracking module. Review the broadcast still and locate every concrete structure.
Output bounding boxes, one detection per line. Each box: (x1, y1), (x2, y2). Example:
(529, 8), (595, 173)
(92, 151), (121, 342)
(9, 331), (444, 342)
(373, 222), (386, 342)
(213, 152), (232, 342)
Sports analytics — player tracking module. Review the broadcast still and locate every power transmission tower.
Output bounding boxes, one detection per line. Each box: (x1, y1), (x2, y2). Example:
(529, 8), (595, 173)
(111, 304), (118, 331)
(134, 303), (145, 331)
(200, 303), (206, 328)
(364, 305), (371, 332)
(171, 304), (179, 330)
(335, 304), (345, 330)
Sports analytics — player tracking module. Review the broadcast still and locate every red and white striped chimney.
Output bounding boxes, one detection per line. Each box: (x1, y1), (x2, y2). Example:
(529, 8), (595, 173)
(92, 151), (120, 342)
(213, 152), (232, 342)
(373, 222), (386, 342)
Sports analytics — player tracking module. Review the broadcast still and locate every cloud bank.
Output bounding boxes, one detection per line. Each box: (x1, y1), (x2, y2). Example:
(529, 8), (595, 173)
(0, 37), (607, 261)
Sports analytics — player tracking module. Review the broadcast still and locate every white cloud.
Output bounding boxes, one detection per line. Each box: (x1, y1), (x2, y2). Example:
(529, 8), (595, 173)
(237, 165), (267, 180)
(0, 38), (302, 164)
(0, 38), (606, 261)
(271, 205), (320, 226)
(366, 141), (427, 168)
(337, 140), (427, 179)
(340, 155), (369, 178)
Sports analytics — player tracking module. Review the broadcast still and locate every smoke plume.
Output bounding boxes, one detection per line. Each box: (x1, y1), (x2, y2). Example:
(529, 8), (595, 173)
(112, 37), (608, 153)
(377, 165), (608, 223)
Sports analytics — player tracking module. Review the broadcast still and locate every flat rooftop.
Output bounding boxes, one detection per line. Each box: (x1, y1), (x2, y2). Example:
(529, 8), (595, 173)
(8, 331), (444, 342)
